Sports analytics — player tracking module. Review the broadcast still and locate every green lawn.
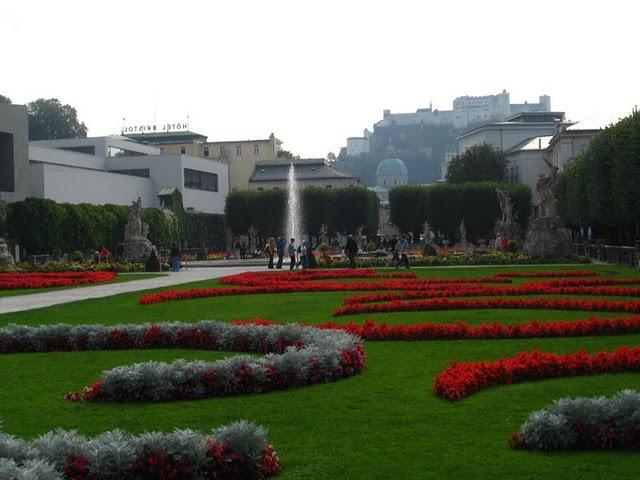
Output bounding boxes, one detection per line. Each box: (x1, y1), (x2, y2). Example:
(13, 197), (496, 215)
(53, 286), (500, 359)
(0, 273), (166, 298)
(1, 264), (640, 479)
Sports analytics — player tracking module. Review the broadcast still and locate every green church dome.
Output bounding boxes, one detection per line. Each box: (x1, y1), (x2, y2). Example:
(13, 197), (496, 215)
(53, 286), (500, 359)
(376, 158), (408, 176)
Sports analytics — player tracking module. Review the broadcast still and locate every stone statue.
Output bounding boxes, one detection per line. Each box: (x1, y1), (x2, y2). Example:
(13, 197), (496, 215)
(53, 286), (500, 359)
(423, 222), (435, 245)
(319, 224), (329, 245)
(536, 159), (559, 219)
(123, 197), (156, 260)
(523, 159), (571, 257)
(458, 219), (467, 247)
(356, 226), (365, 248)
(496, 189), (513, 224)
(248, 226), (258, 251)
(0, 203), (15, 268)
(0, 238), (15, 268)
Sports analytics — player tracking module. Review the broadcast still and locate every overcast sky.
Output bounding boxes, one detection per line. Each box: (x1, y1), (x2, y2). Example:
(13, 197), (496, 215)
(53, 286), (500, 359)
(3, 0), (638, 157)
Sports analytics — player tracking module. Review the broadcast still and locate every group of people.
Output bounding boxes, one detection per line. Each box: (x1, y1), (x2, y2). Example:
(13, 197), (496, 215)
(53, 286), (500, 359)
(263, 237), (316, 270)
(386, 234), (410, 269)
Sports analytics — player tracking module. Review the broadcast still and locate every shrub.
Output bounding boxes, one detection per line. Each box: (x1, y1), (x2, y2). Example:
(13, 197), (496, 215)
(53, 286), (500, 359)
(512, 390), (640, 451)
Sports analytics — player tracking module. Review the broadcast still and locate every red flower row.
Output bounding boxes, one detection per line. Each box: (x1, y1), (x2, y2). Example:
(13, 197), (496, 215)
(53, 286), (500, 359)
(0, 271), (116, 290)
(333, 296), (640, 316)
(342, 284), (640, 305)
(433, 346), (640, 401)
(316, 316), (640, 341)
(139, 276), (514, 305)
(494, 270), (599, 278)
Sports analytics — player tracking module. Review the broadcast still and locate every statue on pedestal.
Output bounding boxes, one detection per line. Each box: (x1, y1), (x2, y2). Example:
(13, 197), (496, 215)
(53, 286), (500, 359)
(458, 219), (467, 247)
(319, 224), (329, 245)
(0, 204), (15, 268)
(494, 189), (521, 239)
(522, 159), (571, 257)
(123, 197), (156, 261)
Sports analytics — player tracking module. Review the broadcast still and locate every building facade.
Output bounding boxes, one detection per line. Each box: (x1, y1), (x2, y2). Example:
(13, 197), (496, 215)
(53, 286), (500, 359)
(127, 131), (282, 191)
(0, 104), (30, 203)
(0, 106), (228, 214)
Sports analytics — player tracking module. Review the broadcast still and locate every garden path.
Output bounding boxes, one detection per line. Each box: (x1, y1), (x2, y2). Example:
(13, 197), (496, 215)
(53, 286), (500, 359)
(0, 266), (265, 315)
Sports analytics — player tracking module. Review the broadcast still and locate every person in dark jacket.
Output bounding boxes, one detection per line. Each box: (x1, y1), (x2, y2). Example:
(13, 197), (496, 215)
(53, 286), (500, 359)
(275, 237), (285, 269)
(345, 235), (359, 268)
(170, 243), (181, 272)
(288, 238), (296, 270)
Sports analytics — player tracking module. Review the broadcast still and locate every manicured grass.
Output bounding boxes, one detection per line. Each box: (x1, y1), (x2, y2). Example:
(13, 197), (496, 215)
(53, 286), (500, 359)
(1, 264), (639, 479)
(0, 273), (166, 298)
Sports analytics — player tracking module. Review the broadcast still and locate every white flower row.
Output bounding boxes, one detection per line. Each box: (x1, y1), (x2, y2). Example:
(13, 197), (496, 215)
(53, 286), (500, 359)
(0, 420), (272, 479)
(516, 389), (640, 450)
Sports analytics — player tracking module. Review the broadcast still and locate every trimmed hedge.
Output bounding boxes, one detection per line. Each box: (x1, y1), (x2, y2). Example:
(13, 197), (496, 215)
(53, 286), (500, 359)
(225, 187), (379, 237)
(6, 198), (225, 255)
(389, 182), (531, 241)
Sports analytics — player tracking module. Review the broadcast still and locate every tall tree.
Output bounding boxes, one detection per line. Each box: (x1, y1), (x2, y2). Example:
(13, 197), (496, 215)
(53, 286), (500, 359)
(27, 98), (88, 140)
(0, 94), (11, 104)
(445, 143), (507, 183)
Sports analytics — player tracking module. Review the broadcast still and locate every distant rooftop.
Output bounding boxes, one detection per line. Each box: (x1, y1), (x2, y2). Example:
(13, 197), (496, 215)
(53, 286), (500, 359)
(124, 131), (208, 144)
(250, 160), (358, 183)
(506, 135), (553, 153)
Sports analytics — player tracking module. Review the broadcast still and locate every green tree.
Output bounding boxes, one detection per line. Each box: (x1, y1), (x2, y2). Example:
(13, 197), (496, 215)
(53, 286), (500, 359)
(27, 98), (88, 140)
(445, 144), (507, 183)
(0, 94), (11, 104)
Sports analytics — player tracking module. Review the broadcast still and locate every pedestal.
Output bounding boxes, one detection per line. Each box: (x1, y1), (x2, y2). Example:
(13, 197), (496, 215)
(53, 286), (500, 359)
(522, 217), (572, 258)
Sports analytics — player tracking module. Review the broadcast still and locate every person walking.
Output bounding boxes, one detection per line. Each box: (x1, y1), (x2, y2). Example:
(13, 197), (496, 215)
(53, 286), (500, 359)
(396, 234), (410, 269)
(240, 240), (247, 259)
(275, 237), (285, 269)
(345, 234), (359, 269)
(264, 237), (276, 269)
(170, 242), (181, 272)
(288, 238), (296, 270)
(296, 241), (308, 269)
(99, 244), (110, 263)
(389, 234), (399, 267)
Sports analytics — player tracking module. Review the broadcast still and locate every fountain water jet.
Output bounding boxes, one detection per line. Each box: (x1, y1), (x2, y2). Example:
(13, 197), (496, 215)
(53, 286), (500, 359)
(286, 162), (302, 243)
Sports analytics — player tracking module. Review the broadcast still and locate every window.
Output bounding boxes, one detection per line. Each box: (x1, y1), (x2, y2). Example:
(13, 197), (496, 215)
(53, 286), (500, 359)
(180, 146), (186, 155)
(107, 146), (147, 157)
(253, 144), (260, 155)
(236, 145), (242, 156)
(220, 146), (227, 158)
(204, 147), (209, 157)
(160, 147), (165, 155)
(109, 169), (150, 177)
(257, 187), (264, 191)
(326, 185), (332, 189)
(184, 168), (219, 192)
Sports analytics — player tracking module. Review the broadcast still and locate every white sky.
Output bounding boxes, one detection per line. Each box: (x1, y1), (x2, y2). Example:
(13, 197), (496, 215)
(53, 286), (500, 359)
(2, 0), (639, 157)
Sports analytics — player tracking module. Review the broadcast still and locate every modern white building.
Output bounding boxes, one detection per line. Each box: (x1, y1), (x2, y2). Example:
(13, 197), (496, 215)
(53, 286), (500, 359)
(0, 104), (228, 213)
(455, 112), (571, 154)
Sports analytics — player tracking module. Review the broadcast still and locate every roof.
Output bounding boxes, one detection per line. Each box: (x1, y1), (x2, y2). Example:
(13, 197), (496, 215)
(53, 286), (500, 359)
(369, 185), (389, 193)
(506, 135), (553, 153)
(376, 158), (408, 176)
(157, 187), (179, 196)
(250, 161), (358, 183)
(124, 131), (208, 144)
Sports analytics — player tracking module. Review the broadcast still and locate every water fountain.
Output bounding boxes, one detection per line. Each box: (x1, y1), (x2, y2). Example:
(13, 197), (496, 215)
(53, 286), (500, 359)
(286, 162), (302, 242)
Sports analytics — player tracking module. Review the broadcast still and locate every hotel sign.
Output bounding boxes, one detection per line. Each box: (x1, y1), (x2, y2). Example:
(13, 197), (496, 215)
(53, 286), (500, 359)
(121, 122), (189, 135)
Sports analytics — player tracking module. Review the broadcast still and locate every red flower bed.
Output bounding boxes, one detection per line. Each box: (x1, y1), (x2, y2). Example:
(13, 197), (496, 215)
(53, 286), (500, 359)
(316, 316), (640, 341)
(434, 346), (640, 401)
(342, 284), (640, 305)
(139, 271), (513, 305)
(333, 296), (640, 316)
(494, 270), (599, 278)
(0, 271), (116, 290)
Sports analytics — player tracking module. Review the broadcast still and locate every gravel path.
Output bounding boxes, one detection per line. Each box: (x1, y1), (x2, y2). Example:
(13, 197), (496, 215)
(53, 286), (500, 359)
(0, 266), (264, 315)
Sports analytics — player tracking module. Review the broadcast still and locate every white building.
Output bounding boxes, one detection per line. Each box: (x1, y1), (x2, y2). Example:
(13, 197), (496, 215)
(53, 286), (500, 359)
(372, 90), (551, 131)
(346, 129), (372, 156)
(456, 112), (570, 154)
(0, 104), (228, 214)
